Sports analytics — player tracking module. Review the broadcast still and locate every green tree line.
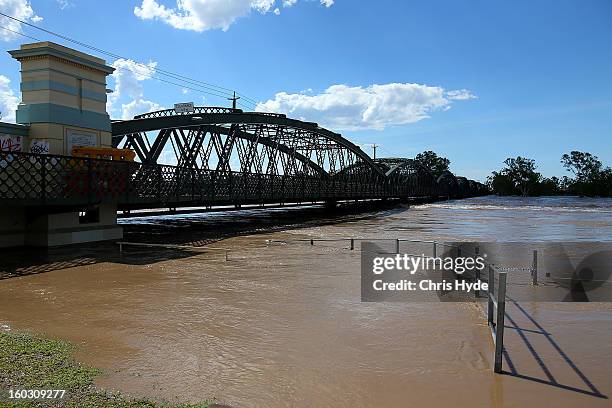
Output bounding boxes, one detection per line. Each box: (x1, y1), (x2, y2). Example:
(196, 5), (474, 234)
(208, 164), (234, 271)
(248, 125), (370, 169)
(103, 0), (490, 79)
(487, 151), (612, 197)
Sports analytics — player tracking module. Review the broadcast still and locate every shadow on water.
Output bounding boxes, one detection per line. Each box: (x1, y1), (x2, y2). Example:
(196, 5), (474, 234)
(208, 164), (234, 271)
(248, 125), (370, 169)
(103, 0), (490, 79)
(0, 201), (406, 280)
(501, 298), (607, 399)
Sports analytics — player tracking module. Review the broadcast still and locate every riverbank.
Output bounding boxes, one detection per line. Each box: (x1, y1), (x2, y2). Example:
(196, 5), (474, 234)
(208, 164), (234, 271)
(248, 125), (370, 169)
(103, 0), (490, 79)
(0, 331), (210, 408)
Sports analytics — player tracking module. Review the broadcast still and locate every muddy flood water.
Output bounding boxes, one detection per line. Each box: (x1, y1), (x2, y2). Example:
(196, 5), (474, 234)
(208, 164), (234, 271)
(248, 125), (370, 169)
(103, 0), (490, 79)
(1, 196), (612, 407)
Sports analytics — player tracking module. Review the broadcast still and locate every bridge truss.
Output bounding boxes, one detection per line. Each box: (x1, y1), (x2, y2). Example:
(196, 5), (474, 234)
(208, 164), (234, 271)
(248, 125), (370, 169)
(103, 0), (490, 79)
(0, 107), (487, 211)
(110, 107), (389, 208)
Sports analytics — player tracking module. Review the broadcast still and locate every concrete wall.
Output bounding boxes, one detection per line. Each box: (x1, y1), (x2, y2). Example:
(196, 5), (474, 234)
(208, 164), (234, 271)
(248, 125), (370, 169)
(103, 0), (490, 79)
(25, 204), (122, 247)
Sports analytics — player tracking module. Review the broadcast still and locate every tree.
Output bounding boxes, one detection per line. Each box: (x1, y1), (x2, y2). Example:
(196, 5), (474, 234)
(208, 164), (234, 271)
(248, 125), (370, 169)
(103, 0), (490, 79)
(502, 157), (541, 196)
(415, 151), (450, 178)
(561, 151), (602, 183)
(598, 168), (612, 197)
(487, 171), (518, 195)
(535, 176), (562, 196)
(561, 151), (611, 196)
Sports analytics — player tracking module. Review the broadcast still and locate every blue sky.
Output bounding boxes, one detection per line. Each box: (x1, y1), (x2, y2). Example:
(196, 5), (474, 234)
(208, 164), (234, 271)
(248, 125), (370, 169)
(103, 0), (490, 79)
(1, 0), (611, 181)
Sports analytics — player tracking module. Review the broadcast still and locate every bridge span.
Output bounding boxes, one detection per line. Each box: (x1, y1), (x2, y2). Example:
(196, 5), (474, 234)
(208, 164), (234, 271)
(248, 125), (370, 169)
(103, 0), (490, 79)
(0, 107), (486, 213)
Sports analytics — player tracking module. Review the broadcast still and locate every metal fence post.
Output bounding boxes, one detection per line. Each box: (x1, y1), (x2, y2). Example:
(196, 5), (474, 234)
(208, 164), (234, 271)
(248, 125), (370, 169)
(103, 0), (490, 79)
(487, 265), (494, 326)
(433, 242), (437, 258)
(350, 238), (354, 251)
(532, 249), (538, 285)
(475, 246), (480, 298)
(494, 272), (507, 374)
(396, 238), (400, 254)
(310, 238), (314, 246)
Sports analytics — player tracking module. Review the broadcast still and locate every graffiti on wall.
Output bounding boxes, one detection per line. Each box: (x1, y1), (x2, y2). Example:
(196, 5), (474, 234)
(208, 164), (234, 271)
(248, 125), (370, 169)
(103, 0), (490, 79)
(0, 134), (22, 152)
(30, 140), (50, 155)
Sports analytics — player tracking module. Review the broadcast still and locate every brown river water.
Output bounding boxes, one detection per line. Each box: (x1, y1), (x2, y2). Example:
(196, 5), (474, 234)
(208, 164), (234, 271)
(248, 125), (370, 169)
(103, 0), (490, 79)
(1, 196), (612, 407)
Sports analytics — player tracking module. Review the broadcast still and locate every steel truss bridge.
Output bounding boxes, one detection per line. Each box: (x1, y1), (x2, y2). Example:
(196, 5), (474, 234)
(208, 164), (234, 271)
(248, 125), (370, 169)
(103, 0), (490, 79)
(0, 107), (487, 211)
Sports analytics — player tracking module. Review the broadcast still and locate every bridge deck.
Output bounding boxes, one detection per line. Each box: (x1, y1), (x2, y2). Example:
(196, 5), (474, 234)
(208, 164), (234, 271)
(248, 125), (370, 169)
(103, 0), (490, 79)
(0, 152), (479, 211)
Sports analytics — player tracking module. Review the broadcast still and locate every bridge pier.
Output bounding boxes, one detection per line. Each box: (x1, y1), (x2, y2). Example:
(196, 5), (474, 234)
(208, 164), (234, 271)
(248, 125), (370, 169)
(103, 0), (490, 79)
(0, 42), (122, 248)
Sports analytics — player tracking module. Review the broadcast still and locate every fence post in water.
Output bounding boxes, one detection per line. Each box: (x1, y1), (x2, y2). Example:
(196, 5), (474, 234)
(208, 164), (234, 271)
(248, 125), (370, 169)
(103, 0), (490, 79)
(395, 238), (400, 254)
(487, 265), (494, 326)
(475, 246), (481, 298)
(433, 242), (437, 258)
(350, 238), (354, 251)
(532, 250), (538, 285)
(310, 238), (314, 246)
(494, 271), (507, 374)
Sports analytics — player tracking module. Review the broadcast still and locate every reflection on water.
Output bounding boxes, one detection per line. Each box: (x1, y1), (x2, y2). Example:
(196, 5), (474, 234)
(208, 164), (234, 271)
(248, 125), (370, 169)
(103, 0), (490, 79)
(0, 196), (611, 407)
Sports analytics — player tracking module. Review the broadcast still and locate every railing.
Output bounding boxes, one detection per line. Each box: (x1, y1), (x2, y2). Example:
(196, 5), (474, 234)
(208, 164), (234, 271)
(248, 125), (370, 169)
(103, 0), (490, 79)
(133, 106), (241, 119)
(0, 152), (487, 209)
(0, 152), (391, 208)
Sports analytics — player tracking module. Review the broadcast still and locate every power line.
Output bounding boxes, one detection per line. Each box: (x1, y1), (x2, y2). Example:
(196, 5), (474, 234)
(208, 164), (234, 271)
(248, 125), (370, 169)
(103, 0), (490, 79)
(0, 12), (261, 109)
(0, 25), (40, 42)
(0, 11), (235, 95)
(1, 24), (248, 105)
(0, 24), (261, 111)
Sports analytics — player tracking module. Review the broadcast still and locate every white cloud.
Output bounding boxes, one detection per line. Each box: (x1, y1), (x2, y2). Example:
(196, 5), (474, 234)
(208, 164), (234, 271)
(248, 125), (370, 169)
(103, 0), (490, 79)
(56, 0), (74, 10)
(134, 0), (333, 32)
(446, 89), (477, 100)
(134, 0), (272, 32)
(0, 0), (43, 41)
(120, 99), (163, 120)
(107, 59), (163, 120)
(256, 83), (477, 131)
(0, 75), (20, 123)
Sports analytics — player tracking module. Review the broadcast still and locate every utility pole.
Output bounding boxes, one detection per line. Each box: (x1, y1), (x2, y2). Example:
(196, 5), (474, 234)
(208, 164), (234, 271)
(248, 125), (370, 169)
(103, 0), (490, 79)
(228, 91), (240, 110)
(371, 144), (378, 160)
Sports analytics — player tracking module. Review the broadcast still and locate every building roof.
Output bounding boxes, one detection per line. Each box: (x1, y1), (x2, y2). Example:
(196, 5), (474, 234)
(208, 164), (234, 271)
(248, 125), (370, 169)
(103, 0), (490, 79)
(8, 42), (114, 74)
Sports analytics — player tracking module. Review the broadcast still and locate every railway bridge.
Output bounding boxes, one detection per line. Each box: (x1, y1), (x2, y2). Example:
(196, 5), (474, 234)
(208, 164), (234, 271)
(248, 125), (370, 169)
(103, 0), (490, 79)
(1, 106), (486, 211)
(109, 107), (486, 209)
(0, 41), (487, 247)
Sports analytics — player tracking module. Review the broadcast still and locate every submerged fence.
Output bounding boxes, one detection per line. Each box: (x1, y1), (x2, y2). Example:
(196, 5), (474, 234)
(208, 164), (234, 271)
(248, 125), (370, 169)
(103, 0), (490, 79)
(266, 237), (529, 374)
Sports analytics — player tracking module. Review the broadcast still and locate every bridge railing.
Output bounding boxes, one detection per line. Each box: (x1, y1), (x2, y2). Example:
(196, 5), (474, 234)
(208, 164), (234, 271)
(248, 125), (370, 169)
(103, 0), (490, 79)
(0, 152), (396, 208)
(0, 151), (486, 209)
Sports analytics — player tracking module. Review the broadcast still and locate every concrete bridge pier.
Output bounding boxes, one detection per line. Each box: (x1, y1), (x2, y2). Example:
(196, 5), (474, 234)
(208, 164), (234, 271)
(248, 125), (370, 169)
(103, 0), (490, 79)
(0, 42), (122, 247)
